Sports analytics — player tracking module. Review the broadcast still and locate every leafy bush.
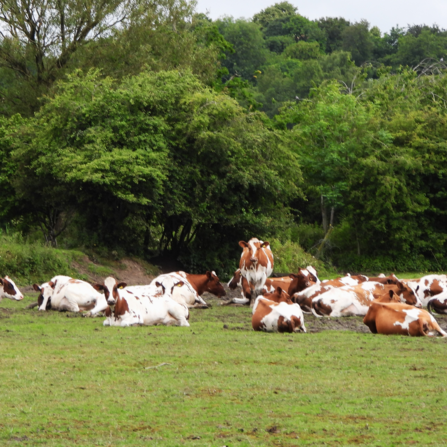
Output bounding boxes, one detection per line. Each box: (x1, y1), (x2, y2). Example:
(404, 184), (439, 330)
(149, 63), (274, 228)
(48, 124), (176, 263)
(0, 231), (87, 285)
(269, 238), (334, 277)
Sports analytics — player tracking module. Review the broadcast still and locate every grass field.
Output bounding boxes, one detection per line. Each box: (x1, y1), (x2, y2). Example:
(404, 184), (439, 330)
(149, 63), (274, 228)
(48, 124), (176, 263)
(1, 292), (447, 447)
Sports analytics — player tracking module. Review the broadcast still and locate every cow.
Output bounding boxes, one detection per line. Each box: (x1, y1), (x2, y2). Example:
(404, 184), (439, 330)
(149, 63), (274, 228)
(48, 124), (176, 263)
(287, 268), (319, 296)
(99, 276), (190, 327)
(32, 275), (72, 310)
(34, 277), (108, 314)
(363, 300), (447, 337)
(404, 275), (447, 307)
(238, 238), (274, 304)
(228, 266), (317, 306)
(252, 287), (306, 333)
(311, 280), (421, 318)
(0, 276), (24, 302)
(127, 272), (213, 308)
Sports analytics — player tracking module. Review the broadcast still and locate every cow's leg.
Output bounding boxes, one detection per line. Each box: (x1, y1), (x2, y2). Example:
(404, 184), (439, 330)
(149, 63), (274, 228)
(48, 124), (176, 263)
(167, 303), (190, 327)
(58, 297), (80, 313)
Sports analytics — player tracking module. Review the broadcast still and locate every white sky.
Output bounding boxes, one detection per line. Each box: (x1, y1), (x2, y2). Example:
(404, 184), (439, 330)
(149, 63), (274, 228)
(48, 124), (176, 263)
(196, 0), (447, 34)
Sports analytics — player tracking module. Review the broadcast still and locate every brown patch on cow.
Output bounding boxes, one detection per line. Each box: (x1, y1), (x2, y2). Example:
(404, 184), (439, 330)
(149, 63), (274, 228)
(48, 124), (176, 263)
(68, 279), (82, 284)
(105, 306), (112, 317)
(263, 287), (291, 304)
(277, 315), (294, 333)
(429, 280), (444, 297)
(252, 299), (272, 331)
(113, 295), (130, 317)
(425, 279), (429, 286)
(2, 278), (17, 296)
(313, 300), (333, 316)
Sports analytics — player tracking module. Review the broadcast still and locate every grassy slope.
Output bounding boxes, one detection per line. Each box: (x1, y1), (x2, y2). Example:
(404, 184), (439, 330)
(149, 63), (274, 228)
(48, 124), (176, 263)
(1, 294), (447, 447)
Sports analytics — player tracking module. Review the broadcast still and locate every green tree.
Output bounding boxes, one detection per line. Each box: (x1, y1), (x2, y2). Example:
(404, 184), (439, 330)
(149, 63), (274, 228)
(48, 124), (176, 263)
(253, 2), (298, 29)
(341, 20), (373, 65)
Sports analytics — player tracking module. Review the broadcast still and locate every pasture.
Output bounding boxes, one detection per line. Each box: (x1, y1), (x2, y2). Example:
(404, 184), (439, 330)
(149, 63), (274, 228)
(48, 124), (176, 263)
(1, 291), (447, 446)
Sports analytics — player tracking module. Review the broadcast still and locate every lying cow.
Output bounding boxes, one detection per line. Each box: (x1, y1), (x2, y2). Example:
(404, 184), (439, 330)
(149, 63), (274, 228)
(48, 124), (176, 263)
(238, 238), (274, 303)
(0, 276), (24, 302)
(127, 271), (220, 308)
(252, 287), (306, 333)
(34, 277), (108, 314)
(311, 280), (421, 318)
(98, 276), (190, 327)
(363, 299), (447, 337)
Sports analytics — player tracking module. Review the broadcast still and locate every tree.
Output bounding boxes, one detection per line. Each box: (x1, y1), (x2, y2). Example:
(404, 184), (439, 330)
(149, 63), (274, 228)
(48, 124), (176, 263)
(12, 69), (302, 268)
(317, 17), (351, 53)
(341, 20), (373, 65)
(0, 0), (201, 115)
(216, 18), (267, 82)
(253, 2), (298, 29)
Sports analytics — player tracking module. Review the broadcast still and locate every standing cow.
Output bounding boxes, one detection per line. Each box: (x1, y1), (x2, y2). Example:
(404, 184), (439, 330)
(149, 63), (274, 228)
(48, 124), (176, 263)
(238, 238), (274, 305)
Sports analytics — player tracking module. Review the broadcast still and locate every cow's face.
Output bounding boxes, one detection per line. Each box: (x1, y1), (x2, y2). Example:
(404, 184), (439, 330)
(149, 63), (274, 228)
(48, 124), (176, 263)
(94, 277), (127, 306)
(1, 276), (24, 300)
(206, 271), (226, 298)
(33, 281), (55, 308)
(288, 268), (317, 295)
(155, 277), (185, 299)
(239, 239), (271, 269)
(228, 269), (242, 290)
(398, 282), (422, 308)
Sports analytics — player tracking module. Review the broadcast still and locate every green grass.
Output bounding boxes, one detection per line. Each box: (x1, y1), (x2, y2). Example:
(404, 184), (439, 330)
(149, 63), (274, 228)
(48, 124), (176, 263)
(1, 293), (447, 446)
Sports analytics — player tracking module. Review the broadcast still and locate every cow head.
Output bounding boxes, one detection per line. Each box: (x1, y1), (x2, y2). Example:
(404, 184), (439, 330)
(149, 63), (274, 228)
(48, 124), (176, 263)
(33, 281), (55, 309)
(228, 269), (242, 290)
(1, 276), (24, 301)
(155, 277), (185, 300)
(239, 238), (271, 268)
(94, 277), (127, 306)
(395, 281), (422, 308)
(205, 271), (226, 298)
(263, 286), (290, 303)
(288, 268), (317, 296)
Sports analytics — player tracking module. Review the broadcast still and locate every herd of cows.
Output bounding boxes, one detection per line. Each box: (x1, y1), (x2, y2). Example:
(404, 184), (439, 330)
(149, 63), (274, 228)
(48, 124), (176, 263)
(1, 237), (447, 337)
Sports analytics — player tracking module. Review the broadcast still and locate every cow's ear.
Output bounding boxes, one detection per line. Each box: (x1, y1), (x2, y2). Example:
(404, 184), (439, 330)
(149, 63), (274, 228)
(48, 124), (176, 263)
(276, 286), (282, 294)
(239, 241), (249, 249)
(93, 284), (105, 292)
(33, 283), (41, 292)
(49, 281), (56, 289)
(261, 241), (270, 248)
(289, 274), (297, 279)
(206, 271), (212, 279)
(155, 281), (161, 288)
(117, 282), (127, 289)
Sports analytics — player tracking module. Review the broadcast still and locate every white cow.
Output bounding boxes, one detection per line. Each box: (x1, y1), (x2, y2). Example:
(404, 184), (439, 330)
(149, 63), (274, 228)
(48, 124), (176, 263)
(34, 277), (108, 314)
(99, 276), (190, 327)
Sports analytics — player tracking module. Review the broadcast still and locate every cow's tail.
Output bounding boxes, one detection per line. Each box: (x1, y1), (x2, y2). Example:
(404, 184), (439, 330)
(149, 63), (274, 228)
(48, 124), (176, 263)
(311, 300), (323, 318)
(427, 300), (437, 317)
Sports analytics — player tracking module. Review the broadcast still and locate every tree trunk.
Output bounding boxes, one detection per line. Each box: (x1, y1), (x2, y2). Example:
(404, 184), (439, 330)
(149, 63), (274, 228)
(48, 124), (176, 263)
(330, 207), (335, 228)
(321, 195), (328, 234)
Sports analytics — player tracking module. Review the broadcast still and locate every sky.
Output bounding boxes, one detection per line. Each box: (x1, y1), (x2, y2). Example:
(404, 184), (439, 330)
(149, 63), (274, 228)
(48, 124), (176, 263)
(196, 0), (447, 34)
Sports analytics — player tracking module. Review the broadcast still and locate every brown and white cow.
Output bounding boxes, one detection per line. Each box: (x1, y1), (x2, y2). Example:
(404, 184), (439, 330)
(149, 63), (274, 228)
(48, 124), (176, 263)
(0, 276), (24, 302)
(252, 287), (306, 333)
(310, 280), (421, 318)
(363, 301), (447, 337)
(238, 238), (274, 303)
(287, 268), (319, 296)
(99, 276), (190, 327)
